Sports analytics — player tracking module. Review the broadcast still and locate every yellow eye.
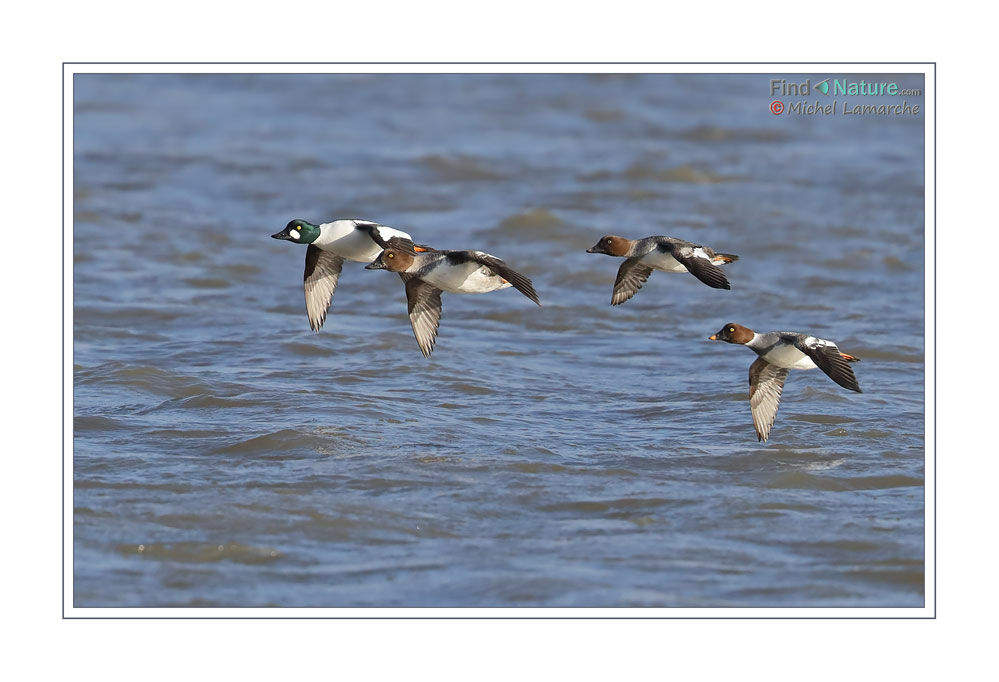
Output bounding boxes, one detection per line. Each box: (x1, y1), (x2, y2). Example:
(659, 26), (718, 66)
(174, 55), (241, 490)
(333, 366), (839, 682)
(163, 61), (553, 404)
(729, 327), (735, 332)
(387, 252), (395, 259)
(294, 226), (301, 231)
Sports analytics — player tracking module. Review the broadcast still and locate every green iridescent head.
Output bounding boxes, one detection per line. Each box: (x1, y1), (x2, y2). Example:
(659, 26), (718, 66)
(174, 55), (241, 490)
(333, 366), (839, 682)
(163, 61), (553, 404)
(271, 219), (321, 245)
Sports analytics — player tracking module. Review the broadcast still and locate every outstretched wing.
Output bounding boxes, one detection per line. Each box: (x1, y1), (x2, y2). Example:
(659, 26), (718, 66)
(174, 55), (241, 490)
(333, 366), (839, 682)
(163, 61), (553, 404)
(749, 357), (790, 443)
(382, 235), (437, 253)
(351, 220), (389, 247)
(612, 258), (654, 305)
(665, 242), (732, 289)
(353, 222), (435, 253)
(465, 251), (541, 305)
(303, 245), (344, 331)
(386, 236), (436, 252)
(794, 337), (863, 393)
(404, 277), (444, 358)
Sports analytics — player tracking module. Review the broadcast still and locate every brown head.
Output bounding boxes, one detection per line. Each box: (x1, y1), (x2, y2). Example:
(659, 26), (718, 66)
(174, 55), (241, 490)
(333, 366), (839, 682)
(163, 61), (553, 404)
(586, 235), (633, 258)
(365, 246), (416, 273)
(708, 322), (755, 344)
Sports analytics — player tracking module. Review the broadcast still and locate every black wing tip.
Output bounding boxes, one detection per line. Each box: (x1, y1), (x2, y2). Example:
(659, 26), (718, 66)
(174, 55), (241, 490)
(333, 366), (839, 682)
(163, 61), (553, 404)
(687, 262), (731, 289)
(526, 281), (542, 305)
(708, 270), (732, 289)
(506, 274), (541, 306)
(510, 276), (541, 305)
(699, 278), (730, 290)
(831, 370), (862, 393)
(832, 361), (862, 393)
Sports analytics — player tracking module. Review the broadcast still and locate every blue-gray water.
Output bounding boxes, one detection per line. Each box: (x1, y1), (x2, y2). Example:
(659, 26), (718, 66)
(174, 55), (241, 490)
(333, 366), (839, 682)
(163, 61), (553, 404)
(73, 73), (925, 607)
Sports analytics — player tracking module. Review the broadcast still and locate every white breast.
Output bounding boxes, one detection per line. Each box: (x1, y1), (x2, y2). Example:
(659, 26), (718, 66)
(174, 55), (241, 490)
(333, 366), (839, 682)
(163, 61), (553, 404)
(463, 267), (511, 293)
(640, 251), (686, 273)
(314, 221), (412, 262)
(424, 262), (507, 294)
(762, 343), (816, 370)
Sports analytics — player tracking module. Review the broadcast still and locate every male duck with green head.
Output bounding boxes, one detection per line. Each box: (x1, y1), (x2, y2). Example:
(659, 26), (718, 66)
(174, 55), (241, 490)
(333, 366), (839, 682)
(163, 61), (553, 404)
(271, 218), (416, 331)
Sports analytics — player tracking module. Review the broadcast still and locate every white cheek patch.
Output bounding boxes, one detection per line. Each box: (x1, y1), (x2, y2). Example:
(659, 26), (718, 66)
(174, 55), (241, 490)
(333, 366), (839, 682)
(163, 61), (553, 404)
(290, 231), (300, 240)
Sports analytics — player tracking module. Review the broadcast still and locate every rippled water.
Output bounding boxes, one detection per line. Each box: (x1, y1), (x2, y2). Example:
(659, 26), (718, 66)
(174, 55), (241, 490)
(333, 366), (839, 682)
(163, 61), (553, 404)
(73, 73), (925, 607)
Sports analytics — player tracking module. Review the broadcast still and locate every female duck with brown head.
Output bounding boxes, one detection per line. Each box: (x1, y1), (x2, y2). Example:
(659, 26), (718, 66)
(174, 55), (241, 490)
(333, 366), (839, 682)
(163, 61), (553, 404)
(366, 243), (541, 358)
(586, 234), (738, 305)
(709, 322), (862, 443)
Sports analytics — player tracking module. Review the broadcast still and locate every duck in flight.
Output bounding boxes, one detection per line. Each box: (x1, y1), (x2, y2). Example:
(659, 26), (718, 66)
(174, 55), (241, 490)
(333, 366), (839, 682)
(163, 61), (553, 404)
(271, 218), (422, 331)
(586, 234), (738, 305)
(365, 242), (541, 358)
(708, 323), (862, 443)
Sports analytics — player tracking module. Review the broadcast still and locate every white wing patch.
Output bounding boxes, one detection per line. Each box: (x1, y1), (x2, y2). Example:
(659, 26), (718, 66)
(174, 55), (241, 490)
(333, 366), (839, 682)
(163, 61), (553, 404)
(803, 335), (835, 349)
(375, 224), (414, 242)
